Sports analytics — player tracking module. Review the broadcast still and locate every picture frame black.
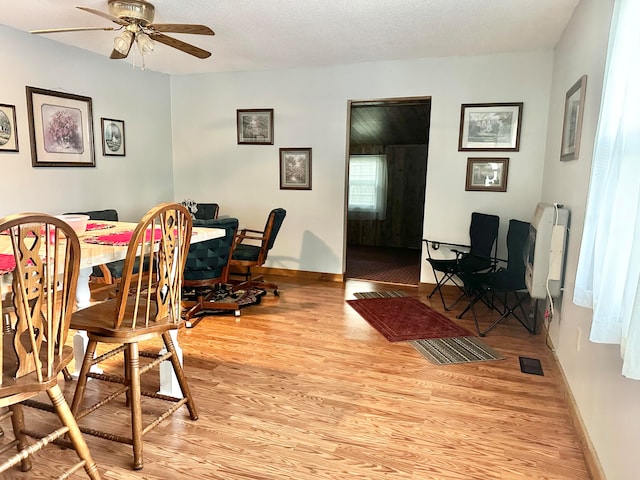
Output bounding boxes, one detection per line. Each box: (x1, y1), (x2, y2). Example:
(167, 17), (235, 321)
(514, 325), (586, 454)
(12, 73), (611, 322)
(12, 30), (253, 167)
(26, 86), (95, 167)
(465, 157), (509, 192)
(560, 75), (587, 161)
(237, 108), (274, 145)
(279, 147), (312, 190)
(101, 117), (126, 156)
(458, 102), (523, 151)
(0, 103), (19, 152)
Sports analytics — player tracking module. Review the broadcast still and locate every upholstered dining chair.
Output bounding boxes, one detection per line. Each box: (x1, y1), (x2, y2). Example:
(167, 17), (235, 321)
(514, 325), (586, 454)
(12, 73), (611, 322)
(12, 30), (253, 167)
(194, 203), (219, 220)
(0, 213), (101, 479)
(182, 217), (240, 327)
(229, 208), (286, 296)
(68, 203), (196, 471)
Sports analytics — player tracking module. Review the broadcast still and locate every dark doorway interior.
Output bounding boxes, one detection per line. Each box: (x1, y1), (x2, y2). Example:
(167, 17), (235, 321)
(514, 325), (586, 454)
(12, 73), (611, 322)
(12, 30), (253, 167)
(345, 98), (431, 286)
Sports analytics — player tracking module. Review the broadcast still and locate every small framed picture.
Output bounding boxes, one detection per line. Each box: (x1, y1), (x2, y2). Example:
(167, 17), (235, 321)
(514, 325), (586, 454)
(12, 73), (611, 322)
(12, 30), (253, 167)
(237, 108), (274, 145)
(560, 75), (587, 161)
(26, 86), (95, 167)
(101, 118), (126, 156)
(0, 104), (18, 152)
(458, 102), (523, 151)
(280, 148), (312, 190)
(465, 158), (509, 192)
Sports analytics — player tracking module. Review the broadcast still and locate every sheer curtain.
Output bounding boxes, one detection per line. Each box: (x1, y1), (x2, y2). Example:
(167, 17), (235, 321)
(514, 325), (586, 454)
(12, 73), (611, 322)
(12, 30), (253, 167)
(573, 0), (640, 379)
(348, 155), (388, 221)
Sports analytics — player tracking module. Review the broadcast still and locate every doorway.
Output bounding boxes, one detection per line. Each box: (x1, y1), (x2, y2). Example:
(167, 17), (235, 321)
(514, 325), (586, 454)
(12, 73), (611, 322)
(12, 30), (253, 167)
(345, 98), (431, 286)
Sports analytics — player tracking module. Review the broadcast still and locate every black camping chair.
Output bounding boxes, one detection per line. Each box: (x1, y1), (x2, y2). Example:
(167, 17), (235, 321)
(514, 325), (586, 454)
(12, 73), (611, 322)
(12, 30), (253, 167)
(423, 212), (499, 310)
(457, 219), (535, 336)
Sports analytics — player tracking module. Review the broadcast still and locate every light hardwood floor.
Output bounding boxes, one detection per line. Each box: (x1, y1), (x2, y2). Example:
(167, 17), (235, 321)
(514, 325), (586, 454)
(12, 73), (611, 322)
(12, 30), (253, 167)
(1, 277), (590, 479)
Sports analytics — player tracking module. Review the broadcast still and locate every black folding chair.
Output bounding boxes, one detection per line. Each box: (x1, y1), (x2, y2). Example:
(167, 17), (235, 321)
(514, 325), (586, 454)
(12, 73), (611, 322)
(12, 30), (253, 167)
(457, 219), (535, 336)
(423, 212), (499, 310)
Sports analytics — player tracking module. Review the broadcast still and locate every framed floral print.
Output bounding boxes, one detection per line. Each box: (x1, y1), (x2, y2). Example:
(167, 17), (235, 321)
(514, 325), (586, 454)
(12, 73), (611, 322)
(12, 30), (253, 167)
(26, 86), (95, 167)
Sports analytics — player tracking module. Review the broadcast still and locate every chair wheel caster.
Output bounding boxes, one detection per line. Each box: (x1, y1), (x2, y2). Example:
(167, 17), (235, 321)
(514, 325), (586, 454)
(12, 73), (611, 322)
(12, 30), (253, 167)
(274, 289), (280, 296)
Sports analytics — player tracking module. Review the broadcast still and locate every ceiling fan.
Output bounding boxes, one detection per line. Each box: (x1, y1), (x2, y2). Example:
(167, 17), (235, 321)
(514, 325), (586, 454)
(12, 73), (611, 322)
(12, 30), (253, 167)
(30, 0), (214, 60)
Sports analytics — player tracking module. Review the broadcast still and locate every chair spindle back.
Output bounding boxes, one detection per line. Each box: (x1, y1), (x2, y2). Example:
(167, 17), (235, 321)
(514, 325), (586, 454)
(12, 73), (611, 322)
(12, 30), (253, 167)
(0, 214), (80, 385)
(113, 203), (192, 330)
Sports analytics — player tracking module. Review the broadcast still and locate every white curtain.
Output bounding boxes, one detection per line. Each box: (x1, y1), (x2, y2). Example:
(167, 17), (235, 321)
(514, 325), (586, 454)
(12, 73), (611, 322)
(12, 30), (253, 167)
(573, 0), (640, 379)
(348, 155), (388, 221)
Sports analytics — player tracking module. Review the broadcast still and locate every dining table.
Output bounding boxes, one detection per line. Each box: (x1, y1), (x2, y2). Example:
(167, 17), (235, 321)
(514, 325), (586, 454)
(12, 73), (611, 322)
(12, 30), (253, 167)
(0, 218), (224, 397)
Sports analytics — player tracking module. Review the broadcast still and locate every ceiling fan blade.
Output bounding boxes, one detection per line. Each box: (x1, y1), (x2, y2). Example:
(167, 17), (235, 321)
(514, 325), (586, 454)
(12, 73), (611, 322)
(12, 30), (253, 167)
(148, 32), (211, 59)
(150, 24), (215, 36)
(30, 26), (116, 34)
(76, 6), (129, 26)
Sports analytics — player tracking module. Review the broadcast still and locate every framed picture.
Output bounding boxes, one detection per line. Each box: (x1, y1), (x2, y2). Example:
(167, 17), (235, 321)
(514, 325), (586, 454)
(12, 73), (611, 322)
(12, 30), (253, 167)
(560, 75), (587, 161)
(101, 118), (126, 156)
(26, 86), (95, 167)
(279, 148), (312, 190)
(465, 158), (509, 192)
(237, 108), (274, 145)
(458, 102), (523, 151)
(0, 104), (18, 152)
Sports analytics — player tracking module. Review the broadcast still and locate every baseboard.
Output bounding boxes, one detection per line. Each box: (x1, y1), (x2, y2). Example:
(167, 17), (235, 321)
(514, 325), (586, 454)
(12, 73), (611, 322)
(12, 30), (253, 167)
(540, 321), (606, 480)
(250, 266), (343, 283)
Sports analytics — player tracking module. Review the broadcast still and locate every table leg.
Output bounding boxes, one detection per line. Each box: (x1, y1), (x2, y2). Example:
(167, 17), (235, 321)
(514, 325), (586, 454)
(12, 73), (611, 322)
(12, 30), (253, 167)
(75, 267), (92, 309)
(72, 267), (102, 377)
(158, 329), (183, 397)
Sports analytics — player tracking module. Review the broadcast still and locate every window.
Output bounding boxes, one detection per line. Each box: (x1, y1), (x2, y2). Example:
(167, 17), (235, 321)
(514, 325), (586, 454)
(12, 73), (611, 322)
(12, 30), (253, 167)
(573, 0), (640, 379)
(348, 155), (388, 221)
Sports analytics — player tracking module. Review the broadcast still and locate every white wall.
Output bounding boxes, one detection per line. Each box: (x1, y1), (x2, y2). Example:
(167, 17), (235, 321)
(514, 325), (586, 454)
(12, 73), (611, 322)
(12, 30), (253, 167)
(0, 25), (174, 221)
(170, 51), (553, 278)
(542, 1), (640, 479)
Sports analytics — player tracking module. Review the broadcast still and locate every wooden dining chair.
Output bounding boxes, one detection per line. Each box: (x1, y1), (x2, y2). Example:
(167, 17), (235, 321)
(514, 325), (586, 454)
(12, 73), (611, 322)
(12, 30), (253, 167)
(68, 203), (195, 471)
(0, 213), (100, 479)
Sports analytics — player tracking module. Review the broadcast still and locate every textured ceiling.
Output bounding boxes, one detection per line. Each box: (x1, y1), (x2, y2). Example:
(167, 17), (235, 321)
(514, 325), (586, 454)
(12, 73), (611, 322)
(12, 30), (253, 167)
(0, 0), (579, 75)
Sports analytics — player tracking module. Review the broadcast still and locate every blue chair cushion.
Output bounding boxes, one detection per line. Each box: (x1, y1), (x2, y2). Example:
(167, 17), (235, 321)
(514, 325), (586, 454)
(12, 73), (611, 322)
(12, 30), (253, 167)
(232, 243), (261, 262)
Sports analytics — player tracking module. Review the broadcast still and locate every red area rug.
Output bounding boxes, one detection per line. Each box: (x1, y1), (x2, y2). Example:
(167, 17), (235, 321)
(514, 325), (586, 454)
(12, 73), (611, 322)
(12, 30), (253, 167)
(347, 296), (473, 342)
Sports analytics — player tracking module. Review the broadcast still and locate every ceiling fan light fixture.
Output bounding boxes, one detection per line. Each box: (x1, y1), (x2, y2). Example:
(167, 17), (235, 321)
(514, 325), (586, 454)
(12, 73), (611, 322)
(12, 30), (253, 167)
(136, 32), (154, 54)
(114, 30), (133, 54)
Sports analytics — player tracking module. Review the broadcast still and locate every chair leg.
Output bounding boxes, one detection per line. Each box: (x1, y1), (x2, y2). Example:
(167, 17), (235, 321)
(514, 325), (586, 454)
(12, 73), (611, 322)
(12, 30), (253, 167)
(162, 332), (198, 420)
(47, 384), (101, 480)
(8, 404), (32, 472)
(126, 342), (144, 471)
(71, 340), (99, 417)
